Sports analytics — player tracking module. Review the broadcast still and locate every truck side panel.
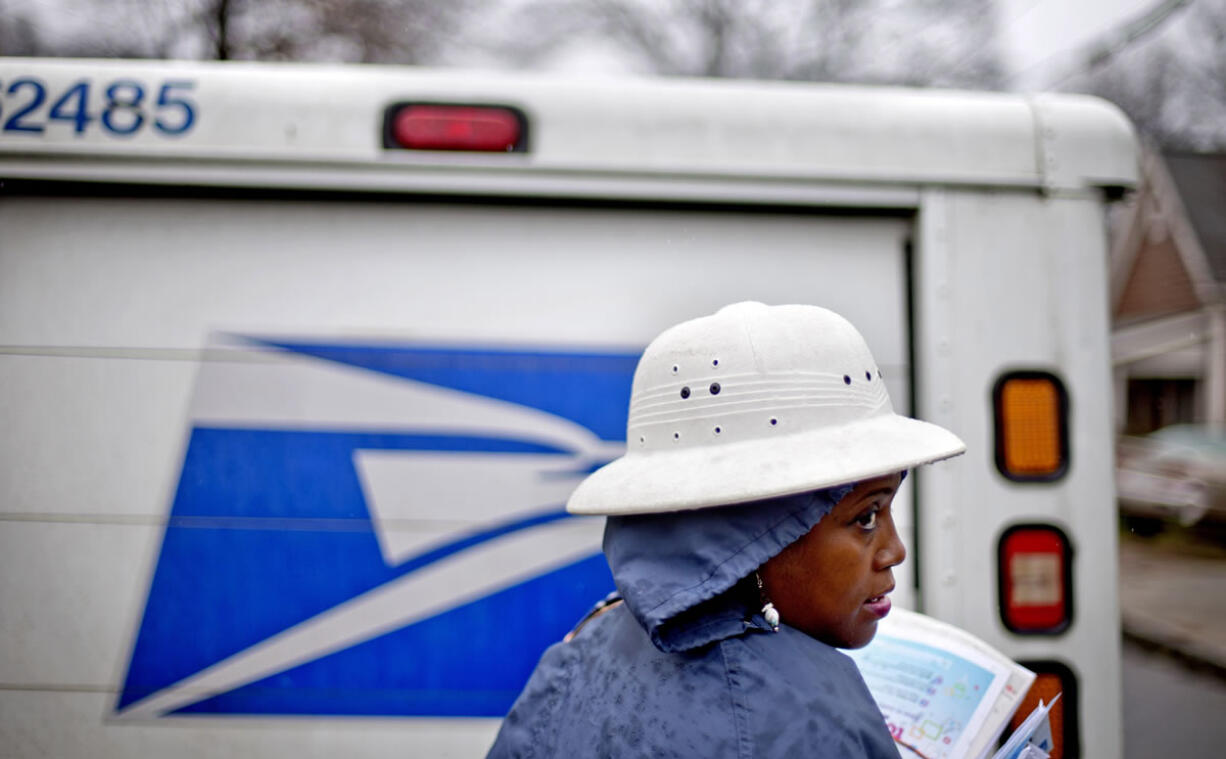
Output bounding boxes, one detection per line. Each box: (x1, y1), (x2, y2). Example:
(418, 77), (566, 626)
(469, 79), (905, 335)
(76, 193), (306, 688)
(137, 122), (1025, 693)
(0, 192), (913, 755)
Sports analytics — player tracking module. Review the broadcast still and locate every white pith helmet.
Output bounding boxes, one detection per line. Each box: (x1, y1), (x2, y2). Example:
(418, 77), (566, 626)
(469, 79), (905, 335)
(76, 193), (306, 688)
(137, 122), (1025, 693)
(567, 302), (966, 516)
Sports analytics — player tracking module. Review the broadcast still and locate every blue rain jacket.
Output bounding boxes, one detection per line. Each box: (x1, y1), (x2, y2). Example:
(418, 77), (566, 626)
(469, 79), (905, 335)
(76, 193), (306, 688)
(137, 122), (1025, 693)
(487, 485), (900, 758)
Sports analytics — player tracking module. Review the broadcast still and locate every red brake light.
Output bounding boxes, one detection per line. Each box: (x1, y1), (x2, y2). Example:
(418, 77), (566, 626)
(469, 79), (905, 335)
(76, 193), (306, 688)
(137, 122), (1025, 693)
(385, 104), (527, 152)
(998, 524), (1073, 634)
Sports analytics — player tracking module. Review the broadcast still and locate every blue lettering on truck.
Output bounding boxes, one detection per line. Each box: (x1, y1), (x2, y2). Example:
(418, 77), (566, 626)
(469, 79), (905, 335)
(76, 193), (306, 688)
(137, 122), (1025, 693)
(116, 337), (637, 717)
(2, 77), (196, 136)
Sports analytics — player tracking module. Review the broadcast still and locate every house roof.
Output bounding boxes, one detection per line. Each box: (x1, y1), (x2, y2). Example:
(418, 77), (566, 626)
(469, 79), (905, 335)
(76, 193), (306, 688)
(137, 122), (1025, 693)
(1165, 152), (1226, 283)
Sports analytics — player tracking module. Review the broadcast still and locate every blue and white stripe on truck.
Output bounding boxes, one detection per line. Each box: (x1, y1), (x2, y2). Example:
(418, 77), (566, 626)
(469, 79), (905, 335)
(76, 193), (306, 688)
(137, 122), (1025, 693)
(116, 334), (636, 718)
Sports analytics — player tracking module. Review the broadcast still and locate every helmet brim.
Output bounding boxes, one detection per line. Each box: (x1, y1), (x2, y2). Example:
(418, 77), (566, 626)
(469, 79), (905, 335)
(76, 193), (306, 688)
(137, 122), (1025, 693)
(567, 412), (965, 515)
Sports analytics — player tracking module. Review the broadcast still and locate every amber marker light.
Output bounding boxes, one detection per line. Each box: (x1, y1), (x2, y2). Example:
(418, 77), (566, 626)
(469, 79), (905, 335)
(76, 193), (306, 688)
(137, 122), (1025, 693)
(1005, 661), (1079, 759)
(993, 371), (1068, 482)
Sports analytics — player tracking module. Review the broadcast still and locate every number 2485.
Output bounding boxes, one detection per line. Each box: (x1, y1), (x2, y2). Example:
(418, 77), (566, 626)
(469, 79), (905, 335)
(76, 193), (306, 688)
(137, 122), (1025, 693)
(1, 78), (197, 136)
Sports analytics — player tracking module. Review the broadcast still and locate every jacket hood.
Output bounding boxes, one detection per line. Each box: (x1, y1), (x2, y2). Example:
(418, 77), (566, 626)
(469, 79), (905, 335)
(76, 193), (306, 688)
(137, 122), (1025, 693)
(602, 483), (853, 653)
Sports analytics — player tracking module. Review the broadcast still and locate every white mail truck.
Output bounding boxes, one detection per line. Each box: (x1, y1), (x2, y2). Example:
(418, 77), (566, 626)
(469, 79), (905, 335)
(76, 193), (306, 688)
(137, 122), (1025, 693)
(0, 58), (1136, 758)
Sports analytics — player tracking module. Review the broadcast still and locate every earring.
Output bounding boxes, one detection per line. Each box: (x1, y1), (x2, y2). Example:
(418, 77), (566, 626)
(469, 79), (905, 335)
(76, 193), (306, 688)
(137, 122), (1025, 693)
(755, 572), (780, 632)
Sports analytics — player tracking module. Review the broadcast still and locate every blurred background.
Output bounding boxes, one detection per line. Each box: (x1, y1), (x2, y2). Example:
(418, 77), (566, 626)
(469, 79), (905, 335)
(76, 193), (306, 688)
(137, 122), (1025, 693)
(3, 0), (1225, 755)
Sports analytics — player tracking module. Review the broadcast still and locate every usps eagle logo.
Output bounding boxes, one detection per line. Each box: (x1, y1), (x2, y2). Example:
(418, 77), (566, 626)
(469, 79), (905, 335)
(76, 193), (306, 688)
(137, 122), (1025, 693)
(116, 335), (635, 718)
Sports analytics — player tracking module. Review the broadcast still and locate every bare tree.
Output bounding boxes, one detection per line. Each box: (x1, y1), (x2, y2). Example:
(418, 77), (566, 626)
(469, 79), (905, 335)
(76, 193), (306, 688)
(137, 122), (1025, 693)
(0, 0), (475, 65)
(4, 0), (1002, 89)
(1079, 44), (1186, 148)
(885, 0), (1004, 88)
(1069, 0), (1226, 150)
(0, 3), (42, 57)
(216, 0), (476, 63)
(483, 0), (1004, 88)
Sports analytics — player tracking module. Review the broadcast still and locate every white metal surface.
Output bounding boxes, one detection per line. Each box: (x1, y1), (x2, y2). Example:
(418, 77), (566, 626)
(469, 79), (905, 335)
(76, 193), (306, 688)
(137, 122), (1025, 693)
(914, 188), (1123, 759)
(0, 58), (1136, 195)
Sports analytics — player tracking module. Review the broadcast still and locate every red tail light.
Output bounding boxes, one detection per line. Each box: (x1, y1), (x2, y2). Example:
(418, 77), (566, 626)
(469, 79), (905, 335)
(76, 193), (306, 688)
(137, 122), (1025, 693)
(998, 524), (1073, 634)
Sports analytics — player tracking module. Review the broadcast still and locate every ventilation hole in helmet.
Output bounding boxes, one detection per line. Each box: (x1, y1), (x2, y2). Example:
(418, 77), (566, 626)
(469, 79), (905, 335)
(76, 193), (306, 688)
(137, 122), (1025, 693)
(712, 359), (719, 367)
(843, 375), (851, 385)
(680, 386), (691, 399)
(865, 371), (872, 381)
(769, 417), (778, 426)
(714, 426), (722, 435)
(672, 365), (679, 374)
(709, 382), (721, 395)
(639, 436), (645, 444)
(673, 432), (680, 440)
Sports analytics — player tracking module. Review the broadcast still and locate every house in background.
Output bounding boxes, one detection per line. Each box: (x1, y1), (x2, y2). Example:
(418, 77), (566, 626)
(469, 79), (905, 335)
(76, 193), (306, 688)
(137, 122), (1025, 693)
(1110, 150), (1226, 435)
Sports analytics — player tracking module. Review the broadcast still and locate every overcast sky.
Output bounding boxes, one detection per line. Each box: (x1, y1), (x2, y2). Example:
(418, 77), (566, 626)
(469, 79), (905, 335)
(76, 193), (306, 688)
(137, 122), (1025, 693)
(4, 0), (1193, 92)
(998, 0), (1184, 88)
